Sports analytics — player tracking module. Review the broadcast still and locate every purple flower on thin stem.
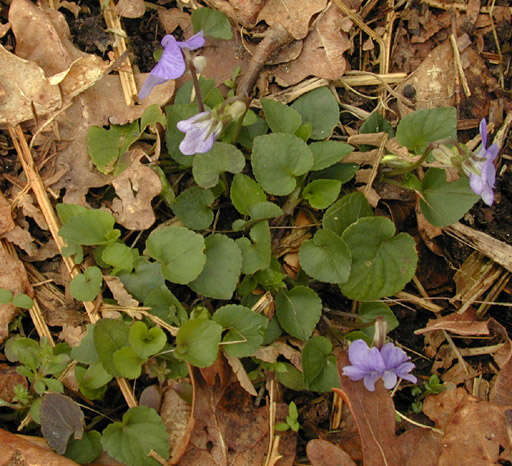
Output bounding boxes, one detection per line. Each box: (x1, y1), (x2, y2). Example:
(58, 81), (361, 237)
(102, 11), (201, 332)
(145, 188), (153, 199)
(469, 119), (499, 206)
(177, 111), (222, 155)
(342, 339), (417, 392)
(138, 31), (205, 100)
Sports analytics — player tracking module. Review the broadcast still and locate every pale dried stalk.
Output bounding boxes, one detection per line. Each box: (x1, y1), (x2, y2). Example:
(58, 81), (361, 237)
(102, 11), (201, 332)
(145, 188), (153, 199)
(8, 125), (137, 408)
(102, 1), (137, 105)
(449, 34), (471, 98)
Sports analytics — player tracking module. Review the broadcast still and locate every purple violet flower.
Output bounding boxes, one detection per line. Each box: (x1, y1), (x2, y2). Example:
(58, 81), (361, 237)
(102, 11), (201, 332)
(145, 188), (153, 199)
(138, 31), (205, 100)
(342, 339), (417, 391)
(469, 119), (499, 206)
(177, 111), (222, 155)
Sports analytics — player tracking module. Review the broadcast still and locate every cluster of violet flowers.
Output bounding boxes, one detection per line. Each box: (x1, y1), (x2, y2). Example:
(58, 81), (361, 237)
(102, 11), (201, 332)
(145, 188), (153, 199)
(342, 339), (417, 391)
(138, 30), (223, 156)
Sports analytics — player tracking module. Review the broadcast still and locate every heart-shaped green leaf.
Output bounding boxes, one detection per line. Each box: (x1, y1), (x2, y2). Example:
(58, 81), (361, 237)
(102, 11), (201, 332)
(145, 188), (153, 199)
(145, 226), (206, 284)
(252, 133), (313, 195)
(175, 318), (222, 367)
(192, 142), (245, 188)
(302, 336), (340, 392)
(69, 266), (103, 302)
(113, 346), (143, 379)
(310, 141), (353, 171)
(191, 7), (232, 39)
(129, 321), (166, 359)
(323, 192), (373, 236)
(275, 286), (322, 340)
(172, 186), (215, 230)
(189, 234), (242, 299)
(93, 318), (129, 377)
(236, 221), (271, 275)
(230, 173), (266, 216)
(261, 98), (302, 134)
(340, 217), (418, 300)
(302, 179), (341, 209)
(299, 229), (351, 283)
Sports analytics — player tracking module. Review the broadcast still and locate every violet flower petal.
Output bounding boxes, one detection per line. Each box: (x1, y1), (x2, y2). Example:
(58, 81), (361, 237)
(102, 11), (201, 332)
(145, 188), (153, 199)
(363, 372), (382, 392)
(479, 118), (488, 149)
(138, 74), (167, 100)
(382, 370), (398, 390)
(177, 31), (205, 50)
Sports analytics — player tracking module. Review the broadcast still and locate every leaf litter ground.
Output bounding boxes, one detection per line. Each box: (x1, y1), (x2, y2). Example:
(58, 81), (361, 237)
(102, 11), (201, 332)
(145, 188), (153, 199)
(0, 0), (512, 465)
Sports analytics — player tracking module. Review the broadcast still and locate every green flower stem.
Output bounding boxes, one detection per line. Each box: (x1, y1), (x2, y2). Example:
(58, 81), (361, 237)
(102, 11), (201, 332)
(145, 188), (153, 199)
(383, 144), (434, 177)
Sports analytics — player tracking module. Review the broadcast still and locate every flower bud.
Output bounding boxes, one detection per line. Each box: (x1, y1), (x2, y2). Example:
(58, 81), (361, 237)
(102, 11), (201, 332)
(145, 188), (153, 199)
(192, 56), (207, 73)
(227, 100), (247, 120)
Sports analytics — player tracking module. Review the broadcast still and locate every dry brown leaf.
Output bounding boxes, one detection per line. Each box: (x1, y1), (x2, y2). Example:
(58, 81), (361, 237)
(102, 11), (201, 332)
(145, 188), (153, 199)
(158, 8), (194, 36)
(203, 0), (265, 28)
(110, 149), (161, 230)
(0, 45), (61, 127)
(180, 366), (296, 465)
(306, 439), (356, 466)
(224, 352), (257, 396)
(0, 429), (79, 465)
(334, 349), (402, 465)
(103, 276), (138, 307)
(396, 428), (442, 466)
(160, 380), (195, 464)
(253, 340), (302, 370)
(0, 363), (28, 403)
(0, 191), (14, 235)
(424, 388), (512, 465)
(415, 309), (496, 336)
(58, 324), (84, 347)
(116, 0), (145, 18)
(0, 246), (32, 342)
(273, 4), (351, 86)
(4, 226), (37, 256)
(258, 0), (327, 40)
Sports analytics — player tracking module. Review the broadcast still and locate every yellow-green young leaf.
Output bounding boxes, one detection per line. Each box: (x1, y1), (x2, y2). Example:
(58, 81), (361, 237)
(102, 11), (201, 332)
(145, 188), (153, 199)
(75, 365), (109, 401)
(175, 318), (222, 367)
(119, 259), (165, 302)
(212, 304), (268, 357)
(299, 229), (351, 284)
(291, 87), (339, 140)
(113, 346), (143, 379)
(340, 217), (418, 301)
(93, 319), (129, 377)
(191, 7), (232, 39)
(302, 179), (341, 209)
(5, 336), (41, 370)
(236, 221), (271, 275)
(12, 293), (33, 309)
(276, 362), (305, 391)
(323, 192), (373, 236)
(59, 208), (119, 246)
(71, 325), (98, 364)
(261, 98), (302, 134)
(172, 186), (215, 230)
(102, 242), (134, 275)
(129, 321), (166, 359)
(69, 266), (103, 302)
(0, 288), (13, 304)
(252, 133), (313, 195)
(189, 234), (242, 300)
(75, 361), (112, 390)
(101, 406), (169, 466)
(145, 226), (206, 285)
(140, 104), (166, 131)
(275, 286), (322, 341)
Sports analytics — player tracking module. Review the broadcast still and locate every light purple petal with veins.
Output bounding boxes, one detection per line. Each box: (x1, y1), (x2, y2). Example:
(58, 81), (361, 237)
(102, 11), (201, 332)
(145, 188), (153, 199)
(177, 31), (205, 50)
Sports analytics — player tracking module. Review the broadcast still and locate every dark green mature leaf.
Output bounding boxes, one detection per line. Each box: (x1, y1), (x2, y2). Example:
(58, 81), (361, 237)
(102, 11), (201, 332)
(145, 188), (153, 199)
(276, 363), (305, 391)
(360, 111), (394, 136)
(192, 142), (245, 188)
(291, 87), (339, 140)
(70, 324), (98, 364)
(213, 305), (268, 357)
(140, 104), (166, 131)
(191, 7), (232, 39)
(145, 226), (206, 284)
(323, 192), (373, 236)
(40, 393), (84, 455)
(144, 285), (185, 326)
(172, 186), (215, 230)
(252, 133), (313, 195)
(59, 209), (118, 246)
(419, 168), (479, 226)
(340, 217), (418, 300)
(275, 286), (322, 340)
(75, 362), (112, 390)
(69, 266), (103, 302)
(302, 179), (341, 209)
(302, 337), (340, 392)
(189, 234), (242, 299)
(236, 221), (271, 275)
(94, 319), (129, 377)
(396, 107), (457, 154)
(101, 407), (169, 466)
(119, 259), (165, 302)
(175, 318), (222, 367)
(230, 173), (266, 216)
(309, 141), (353, 171)
(310, 163), (359, 184)
(299, 229), (351, 283)
(65, 430), (102, 464)
(102, 242), (134, 275)
(261, 98), (302, 134)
